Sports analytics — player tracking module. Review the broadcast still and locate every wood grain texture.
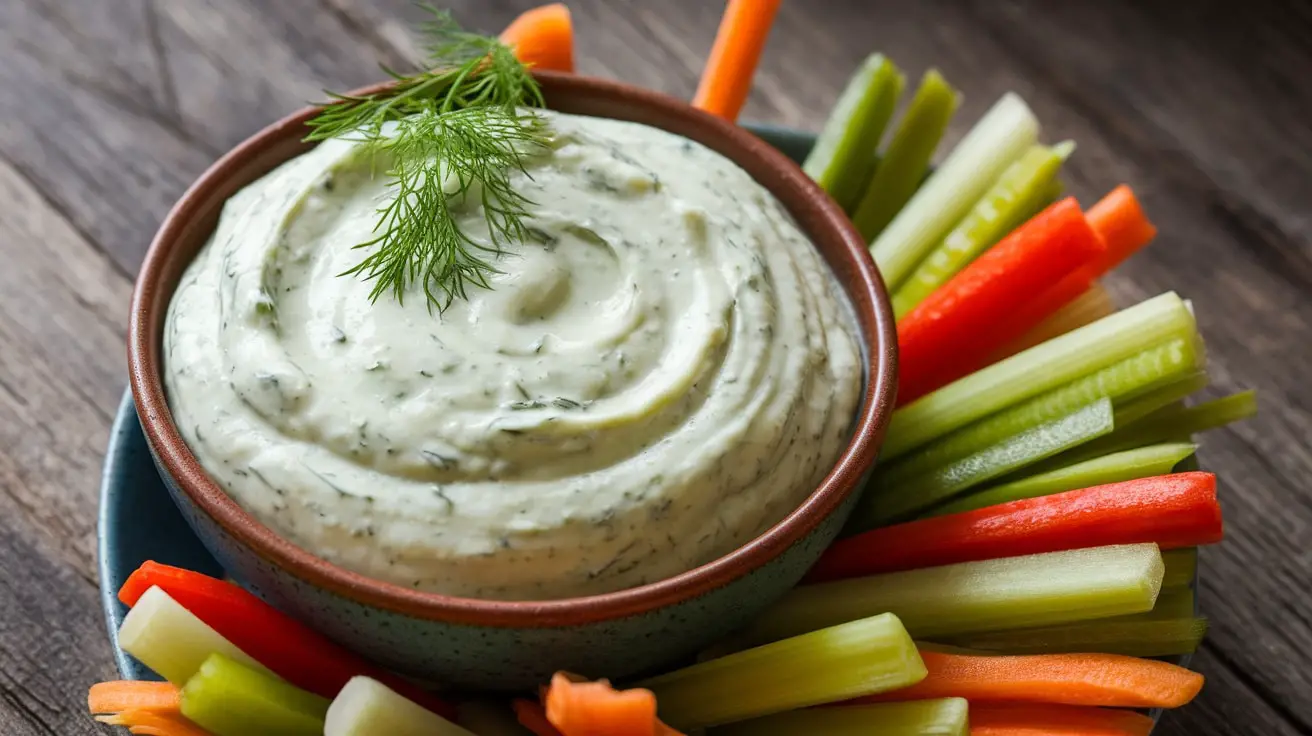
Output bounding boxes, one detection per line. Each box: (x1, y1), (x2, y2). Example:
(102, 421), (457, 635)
(0, 0), (1307, 733)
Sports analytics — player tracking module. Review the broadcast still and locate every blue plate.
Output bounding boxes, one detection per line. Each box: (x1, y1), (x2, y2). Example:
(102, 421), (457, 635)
(99, 125), (1192, 726)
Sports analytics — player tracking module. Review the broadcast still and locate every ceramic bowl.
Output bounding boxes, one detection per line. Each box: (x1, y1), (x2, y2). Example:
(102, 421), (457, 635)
(126, 71), (898, 690)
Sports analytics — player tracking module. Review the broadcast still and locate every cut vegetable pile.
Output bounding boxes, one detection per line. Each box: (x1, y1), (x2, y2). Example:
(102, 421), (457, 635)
(90, 3), (1255, 735)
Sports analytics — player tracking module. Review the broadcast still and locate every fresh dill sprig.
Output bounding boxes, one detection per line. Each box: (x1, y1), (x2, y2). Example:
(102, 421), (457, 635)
(305, 7), (547, 312)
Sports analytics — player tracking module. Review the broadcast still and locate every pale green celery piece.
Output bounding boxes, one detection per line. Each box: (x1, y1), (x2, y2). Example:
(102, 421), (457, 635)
(119, 586), (272, 686)
(880, 338), (1201, 485)
(641, 613), (925, 729)
(1162, 547), (1198, 589)
(1041, 390), (1258, 470)
(803, 54), (905, 211)
(326, 677), (476, 736)
(852, 399), (1114, 529)
(927, 442), (1198, 517)
(883, 292), (1197, 460)
(1122, 586), (1195, 620)
(1112, 371), (1211, 427)
(851, 69), (960, 241)
(871, 92), (1039, 290)
(712, 698), (969, 736)
(942, 617), (1207, 658)
(736, 543), (1163, 647)
(890, 141), (1074, 318)
(181, 653), (330, 736)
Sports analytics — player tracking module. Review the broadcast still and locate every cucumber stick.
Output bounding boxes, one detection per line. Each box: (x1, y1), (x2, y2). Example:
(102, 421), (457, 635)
(853, 399), (1115, 528)
(181, 653), (330, 736)
(738, 543), (1164, 647)
(871, 92), (1039, 290)
(884, 292), (1198, 460)
(891, 141), (1074, 318)
(942, 617), (1207, 658)
(804, 54), (905, 211)
(929, 442), (1198, 516)
(119, 586), (271, 685)
(327, 677), (476, 736)
(713, 698), (969, 736)
(882, 338), (1201, 485)
(641, 613), (925, 729)
(851, 69), (960, 241)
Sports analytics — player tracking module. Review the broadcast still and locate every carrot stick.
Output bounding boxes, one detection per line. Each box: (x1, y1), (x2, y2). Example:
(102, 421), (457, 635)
(897, 198), (1105, 405)
(849, 651), (1204, 709)
(118, 562), (457, 720)
(692, 0), (784, 120)
(1084, 185), (1156, 274)
(969, 703), (1154, 736)
(89, 681), (181, 714)
(95, 709), (212, 736)
(500, 3), (575, 73)
(515, 698), (567, 736)
(806, 472), (1221, 582)
(544, 673), (685, 736)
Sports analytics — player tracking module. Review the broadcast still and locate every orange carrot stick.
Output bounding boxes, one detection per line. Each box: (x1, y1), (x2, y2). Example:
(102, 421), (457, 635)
(95, 709), (211, 736)
(850, 651), (1203, 709)
(1084, 185), (1156, 274)
(89, 681), (181, 715)
(692, 0), (784, 120)
(543, 673), (685, 736)
(515, 698), (566, 736)
(500, 3), (575, 73)
(969, 703), (1154, 736)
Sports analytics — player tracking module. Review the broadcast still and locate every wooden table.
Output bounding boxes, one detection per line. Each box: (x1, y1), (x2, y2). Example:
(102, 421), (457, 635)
(1, 0), (1307, 733)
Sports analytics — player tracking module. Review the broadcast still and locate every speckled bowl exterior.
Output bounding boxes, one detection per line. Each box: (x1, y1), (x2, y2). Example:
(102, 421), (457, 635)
(126, 72), (898, 690)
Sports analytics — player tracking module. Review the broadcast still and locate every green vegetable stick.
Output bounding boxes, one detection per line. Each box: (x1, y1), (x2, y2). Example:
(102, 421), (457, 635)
(851, 69), (960, 241)
(181, 653), (330, 736)
(713, 698), (969, 736)
(853, 399), (1115, 529)
(1126, 586), (1196, 620)
(641, 613), (925, 729)
(803, 54), (905, 211)
(928, 442), (1198, 516)
(884, 292), (1198, 460)
(1162, 547), (1197, 589)
(871, 92), (1039, 290)
(942, 617), (1207, 658)
(737, 543), (1163, 647)
(881, 338), (1202, 485)
(326, 677), (476, 736)
(119, 586), (272, 686)
(1112, 371), (1211, 427)
(1043, 390), (1257, 469)
(891, 141), (1074, 318)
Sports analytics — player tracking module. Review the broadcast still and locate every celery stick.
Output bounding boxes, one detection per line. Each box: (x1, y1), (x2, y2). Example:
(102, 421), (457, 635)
(713, 698), (969, 736)
(884, 292), (1197, 459)
(1112, 371), (1211, 427)
(326, 677), (475, 736)
(942, 617), (1207, 658)
(804, 54), (905, 211)
(1129, 586), (1196, 620)
(851, 69), (959, 240)
(1043, 390), (1257, 469)
(181, 653), (329, 736)
(853, 399), (1114, 528)
(1000, 284), (1118, 358)
(883, 338), (1201, 484)
(891, 141), (1073, 318)
(928, 442), (1198, 516)
(1163, 547), (1197, 589)
(738, 544), (1163, 646)
(641, 613), (925, 729)
(871, 93), (1039, 290)
(119, 586), (271, 685)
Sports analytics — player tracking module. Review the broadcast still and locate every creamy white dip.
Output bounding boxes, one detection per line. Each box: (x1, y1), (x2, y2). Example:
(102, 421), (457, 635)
(164, 110), (861, 600)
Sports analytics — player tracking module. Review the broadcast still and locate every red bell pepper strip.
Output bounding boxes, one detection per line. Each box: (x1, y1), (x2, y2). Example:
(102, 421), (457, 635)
(118, 562), (457, 720)
(896, 197), (1105, 406)
(968, 703), (1155, 736)
(805, 472), (1221, 582)
(847, 650), (1204, 709)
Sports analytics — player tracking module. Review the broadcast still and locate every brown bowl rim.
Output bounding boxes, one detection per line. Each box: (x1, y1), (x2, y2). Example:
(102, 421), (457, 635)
(128, 70), (898, 627)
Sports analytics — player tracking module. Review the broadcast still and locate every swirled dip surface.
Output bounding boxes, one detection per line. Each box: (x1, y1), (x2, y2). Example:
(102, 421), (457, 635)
(164, 110), (861, 600)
